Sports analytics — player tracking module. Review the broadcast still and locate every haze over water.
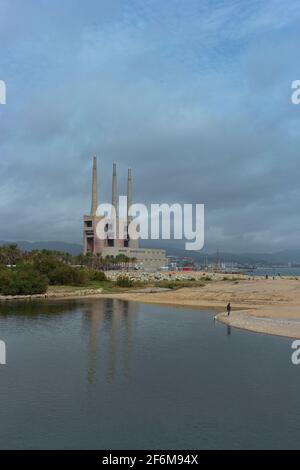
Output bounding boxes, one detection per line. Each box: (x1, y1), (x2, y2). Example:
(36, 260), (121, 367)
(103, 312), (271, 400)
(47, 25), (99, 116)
(0, 298), (298, 450)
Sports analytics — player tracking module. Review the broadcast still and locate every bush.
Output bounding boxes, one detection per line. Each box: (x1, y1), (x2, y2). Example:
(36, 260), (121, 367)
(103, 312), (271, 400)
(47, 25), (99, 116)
(0, 244), (22, 265)
(0, 266), (48, 296)
(155, 281), (191, 290)
(32, 253), (88, 286)
(90, 270), (107, 282)
(0, 269), (18, 296)
(154, 280), (206, 290)
(32, 253), (60, 279)
(115, 275), (134, 288)
(49, 265), (88, 286)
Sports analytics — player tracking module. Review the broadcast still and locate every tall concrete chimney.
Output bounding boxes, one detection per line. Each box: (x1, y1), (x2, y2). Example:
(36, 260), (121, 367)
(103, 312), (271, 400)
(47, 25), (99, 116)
(127, 168), (132, 222)
(91, 155), (98, 216)
(112, 162), (118, 215)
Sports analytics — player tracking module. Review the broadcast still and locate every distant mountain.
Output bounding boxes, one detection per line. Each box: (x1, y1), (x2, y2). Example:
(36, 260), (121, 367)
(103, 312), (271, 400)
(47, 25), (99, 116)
(1, 240), (300, 264)
(165, 248), (300, 265)
(271, 249), (300, 263)
(142, 240), (300, 264)
(0, 241), (83, 255)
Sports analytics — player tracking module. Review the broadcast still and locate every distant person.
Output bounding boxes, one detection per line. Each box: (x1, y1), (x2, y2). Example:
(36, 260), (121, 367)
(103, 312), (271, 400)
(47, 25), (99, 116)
(265, 274), (269, 279)
(227, 303), (231, 316)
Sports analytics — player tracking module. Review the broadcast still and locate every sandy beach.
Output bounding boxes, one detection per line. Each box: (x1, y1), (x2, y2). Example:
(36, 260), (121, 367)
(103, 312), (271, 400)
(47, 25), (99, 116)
(101, 276), (300, 339)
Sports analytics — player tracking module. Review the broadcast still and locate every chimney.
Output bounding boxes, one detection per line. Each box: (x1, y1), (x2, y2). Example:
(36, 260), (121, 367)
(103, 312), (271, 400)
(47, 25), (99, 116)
(91, 155), (98, 216)
(127, 168), (132, 222)
(112, 162), (118, 216)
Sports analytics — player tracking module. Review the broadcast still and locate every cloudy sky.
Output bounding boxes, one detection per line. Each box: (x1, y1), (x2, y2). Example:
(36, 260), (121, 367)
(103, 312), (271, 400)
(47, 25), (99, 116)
(0, 0), (300, 253)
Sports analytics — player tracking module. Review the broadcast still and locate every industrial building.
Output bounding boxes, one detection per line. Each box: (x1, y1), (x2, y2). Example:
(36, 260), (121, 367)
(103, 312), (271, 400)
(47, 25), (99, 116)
(83, 157), (166, 270)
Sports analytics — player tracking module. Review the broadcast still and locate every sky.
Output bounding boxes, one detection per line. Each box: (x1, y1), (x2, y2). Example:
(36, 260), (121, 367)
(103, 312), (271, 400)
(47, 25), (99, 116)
(0, 0), (300, 253)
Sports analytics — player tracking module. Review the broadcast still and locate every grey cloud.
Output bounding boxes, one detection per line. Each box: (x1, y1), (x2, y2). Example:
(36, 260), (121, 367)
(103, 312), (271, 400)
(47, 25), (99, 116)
(1, 0), (300, 252)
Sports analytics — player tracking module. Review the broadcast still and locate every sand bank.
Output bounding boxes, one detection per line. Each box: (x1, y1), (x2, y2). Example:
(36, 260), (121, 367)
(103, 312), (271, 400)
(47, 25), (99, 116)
(101, 277), (300, 339)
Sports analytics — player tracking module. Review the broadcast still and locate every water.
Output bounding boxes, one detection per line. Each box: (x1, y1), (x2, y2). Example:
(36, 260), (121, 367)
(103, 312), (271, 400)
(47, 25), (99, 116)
(247, 267), (300, 277)
(0, 298), (299, 450)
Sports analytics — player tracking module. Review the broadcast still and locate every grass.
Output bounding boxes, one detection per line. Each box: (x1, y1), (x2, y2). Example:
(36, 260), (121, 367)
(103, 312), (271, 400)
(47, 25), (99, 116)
(48, 280), (114, 294)
(47, 278), (209, 295)
(153, 280), (206, 290)
(48, 274), (250, 296)
(48, 279), (146, 294)
(222, 276), (245, 282)
(48, 273), (252, 296)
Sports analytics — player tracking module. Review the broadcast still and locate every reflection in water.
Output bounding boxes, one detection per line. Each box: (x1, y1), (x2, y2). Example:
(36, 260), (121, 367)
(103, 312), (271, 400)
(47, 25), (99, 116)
(122, 301), (133, 378)
(0, 299), (298, 450)
(212, 314), (232, 337)
(0, 298), (138, 385)
(82, 299), (138, 384)
(0, 300), (78, 318)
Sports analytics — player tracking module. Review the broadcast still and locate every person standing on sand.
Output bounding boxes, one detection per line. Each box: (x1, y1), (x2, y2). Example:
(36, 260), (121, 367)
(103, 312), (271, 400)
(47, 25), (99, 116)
(227, 303), (231, 316)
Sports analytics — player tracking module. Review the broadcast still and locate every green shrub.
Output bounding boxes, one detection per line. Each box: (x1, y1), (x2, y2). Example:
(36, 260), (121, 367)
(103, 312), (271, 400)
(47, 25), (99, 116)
(32, 254), (60, 278)
(49, 265), (88, 286)
(162, 281), (180, 290)
(90, 270), (107, 282)
(31, 253), (87, 286)
(115, 275), (134, 288)
(0, 269), (18, 296)
(0, 266), (48, 296)
(0, 244), (22, 265)
(154, 279), (206, 290)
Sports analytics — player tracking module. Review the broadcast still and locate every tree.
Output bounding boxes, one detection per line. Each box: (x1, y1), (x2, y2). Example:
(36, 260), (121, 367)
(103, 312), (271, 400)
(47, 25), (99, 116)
(0, 265), (48, 296)
(0, 244), (22, 265)
(115, 275), (134, 288)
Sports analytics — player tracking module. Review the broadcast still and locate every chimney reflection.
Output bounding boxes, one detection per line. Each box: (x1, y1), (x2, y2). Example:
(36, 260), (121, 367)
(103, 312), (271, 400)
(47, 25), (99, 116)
(82, 298), (138, 384)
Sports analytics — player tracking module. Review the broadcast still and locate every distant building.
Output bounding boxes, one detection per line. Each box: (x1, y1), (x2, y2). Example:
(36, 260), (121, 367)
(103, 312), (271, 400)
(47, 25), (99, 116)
(83, 156), (166, 270)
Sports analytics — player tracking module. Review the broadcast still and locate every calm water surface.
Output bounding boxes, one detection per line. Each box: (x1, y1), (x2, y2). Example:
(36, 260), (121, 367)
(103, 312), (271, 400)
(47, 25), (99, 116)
(248, 267), (300, 277)
(0, 298), (299, 449)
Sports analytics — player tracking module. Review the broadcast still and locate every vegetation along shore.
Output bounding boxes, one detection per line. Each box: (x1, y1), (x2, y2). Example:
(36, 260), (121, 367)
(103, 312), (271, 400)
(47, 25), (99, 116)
(1, 244), (300, 339)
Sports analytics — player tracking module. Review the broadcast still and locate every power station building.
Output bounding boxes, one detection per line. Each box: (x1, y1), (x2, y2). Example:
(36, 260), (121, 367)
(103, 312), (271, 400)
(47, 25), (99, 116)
(83, 157), (166, 270)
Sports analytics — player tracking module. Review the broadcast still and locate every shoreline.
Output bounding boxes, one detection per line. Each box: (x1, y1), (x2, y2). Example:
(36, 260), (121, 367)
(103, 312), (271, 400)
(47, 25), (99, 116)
(1, 276), (300, 339)
(98, 291), (300, 339)
(215, 312), (300, 339)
